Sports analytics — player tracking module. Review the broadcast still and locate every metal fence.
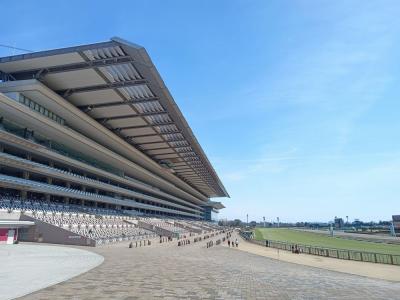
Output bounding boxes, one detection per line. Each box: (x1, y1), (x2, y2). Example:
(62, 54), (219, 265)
(241, 234), (400, 265)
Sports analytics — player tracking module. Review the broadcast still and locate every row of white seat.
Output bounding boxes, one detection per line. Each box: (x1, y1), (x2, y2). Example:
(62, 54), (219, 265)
(0, 196), (132, 219)
(73, 226), (155, 241)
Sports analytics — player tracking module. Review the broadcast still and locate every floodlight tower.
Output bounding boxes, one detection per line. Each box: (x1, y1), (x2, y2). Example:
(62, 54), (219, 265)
(246, 214), (248, 226)
(277, 217), (280, 228)
(263, 216), (266, 228)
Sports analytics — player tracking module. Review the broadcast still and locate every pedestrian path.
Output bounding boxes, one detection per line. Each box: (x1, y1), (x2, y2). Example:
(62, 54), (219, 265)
(17, 232), (400, 299)
(224, 232), (400, 282)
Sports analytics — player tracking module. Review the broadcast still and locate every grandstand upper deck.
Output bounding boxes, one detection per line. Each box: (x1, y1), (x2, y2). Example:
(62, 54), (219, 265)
(0, 37), (228, 200)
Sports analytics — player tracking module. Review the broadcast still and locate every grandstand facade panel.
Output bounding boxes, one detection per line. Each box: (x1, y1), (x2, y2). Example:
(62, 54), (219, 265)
(0, 37), (228, 222)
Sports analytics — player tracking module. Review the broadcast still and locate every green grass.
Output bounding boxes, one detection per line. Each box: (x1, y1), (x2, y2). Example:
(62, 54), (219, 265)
(254, 228), (400, 255)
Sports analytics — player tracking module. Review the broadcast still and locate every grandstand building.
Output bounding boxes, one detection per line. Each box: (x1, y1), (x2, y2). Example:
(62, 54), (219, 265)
(393, 215), (400, 235)
(0, 37), (228, 222)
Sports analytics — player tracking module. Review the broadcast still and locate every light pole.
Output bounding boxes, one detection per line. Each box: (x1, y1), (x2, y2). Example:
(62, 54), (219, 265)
(246, 214), (248, 227)
(263, 216), (266, 228)
(277, 217), (280, 228)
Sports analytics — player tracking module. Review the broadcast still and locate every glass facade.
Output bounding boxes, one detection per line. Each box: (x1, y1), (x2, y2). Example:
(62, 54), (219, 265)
(204, 206), (219, 222)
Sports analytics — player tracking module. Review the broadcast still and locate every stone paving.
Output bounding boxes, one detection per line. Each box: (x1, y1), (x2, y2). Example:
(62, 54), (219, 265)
(18, 234), (400, 300)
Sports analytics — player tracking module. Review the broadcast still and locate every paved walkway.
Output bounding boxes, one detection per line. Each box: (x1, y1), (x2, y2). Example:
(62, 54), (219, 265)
(228, 233), (400, 282)
(17, 234), (400, 300)
(0, 244), (103, 300)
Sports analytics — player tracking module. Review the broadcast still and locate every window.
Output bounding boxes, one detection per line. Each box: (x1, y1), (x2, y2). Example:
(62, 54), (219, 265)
(17, 93), (66, 126)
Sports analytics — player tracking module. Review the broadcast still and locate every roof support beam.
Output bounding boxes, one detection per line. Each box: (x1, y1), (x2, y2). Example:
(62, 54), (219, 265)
(173, 166), (192, 170)
(175, 169), (197, 173)
(186, 182), (208, 187)
(0, 71), (16, 81)
(77, 97), (160, 109)
(125, 133), (160, 138)
(56, 78), (148, 97)
(179, 153), (197, 158)
(130, 138), (187, 145)
(187, 182), (209, 187)
(142, 146), (172, 151)
(173, 169), (193, 172)
(165, 138), (187, 143)
(171, 146), (195, 150)
(126, 131), (181, 139)
(132, 140), (168, 146)
(109, 122), (175, 132)
(186, 176), (208, 179)
(154, 155), (180, 160)
(182, 158), (201, 162)
(10, 56), (135, 80)
(176, 172), (197, 176)
(112, 129), (178, 138)
(95, 111), (168, 122)
(179, 174), (201, 178)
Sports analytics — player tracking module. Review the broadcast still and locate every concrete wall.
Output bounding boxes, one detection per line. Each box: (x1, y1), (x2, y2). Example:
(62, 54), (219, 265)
(173, 222), (202, 234)
(137, 220), (175, 237)
(19, 214), (96, 247)
(0, 211), (21, 220)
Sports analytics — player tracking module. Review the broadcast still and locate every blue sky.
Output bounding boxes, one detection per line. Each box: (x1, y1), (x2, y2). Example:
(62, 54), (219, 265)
(2, 1), (400, 222)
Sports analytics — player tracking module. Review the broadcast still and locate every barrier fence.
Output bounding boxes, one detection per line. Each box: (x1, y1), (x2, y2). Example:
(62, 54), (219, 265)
(241, 233), (400, 265)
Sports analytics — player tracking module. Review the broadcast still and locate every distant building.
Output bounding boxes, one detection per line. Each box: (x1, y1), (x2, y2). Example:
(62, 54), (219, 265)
(392, 215), (400, 234)
(334, 217), (344, 229)
(352, 219), (362, 228)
